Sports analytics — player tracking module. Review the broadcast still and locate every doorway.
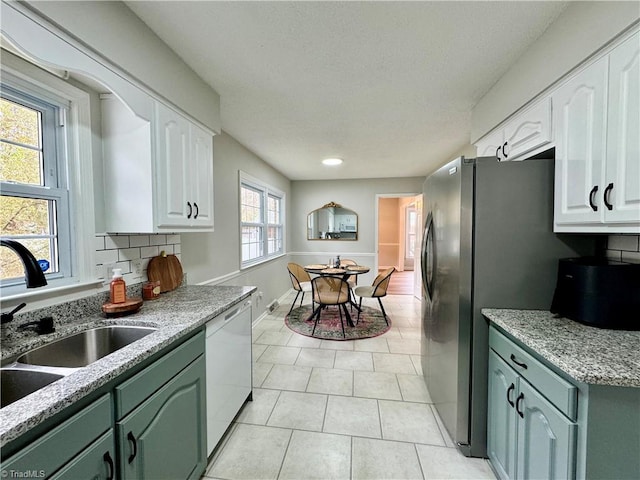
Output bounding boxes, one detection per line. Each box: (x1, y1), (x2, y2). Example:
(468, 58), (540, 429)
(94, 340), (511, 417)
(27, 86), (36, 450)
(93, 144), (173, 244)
(376, 193), (422, 296)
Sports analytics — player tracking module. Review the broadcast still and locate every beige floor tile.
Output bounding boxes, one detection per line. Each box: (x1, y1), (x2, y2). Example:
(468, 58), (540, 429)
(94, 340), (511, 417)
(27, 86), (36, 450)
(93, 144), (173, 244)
(372, 352), (418, 374)
(287, 334), (322, 348)
(257, 345), (301, 365)
(261, 364), (312, 391)
(252, 362), (273, 387)
(323, 396), (381, 438)
(254, 330), (293, 346)
(353, 371), (402, 400)
(267, 391), (327, 431)
(397, 373), (432, 403)
(206, 424), (291, 480)
(320, 339), (354, 351)
(398, 327), (422, 340)
(416, 444), (496, 479)
(353, 337), (390, 353)
(252, 343), (267, 361)
(236, 388), (281, 425)
(411, 354), (424, 376)
(352, 437), (424, 480)
(306, 367), (354, 396)
(334, 350), (374, 371)
(381, 327), (403, 339)
(387, 338), (421, 354)
(295, 347), (336, 368)
(279, 430), (351, 480)
(254, 318), (288, 333)
(379, 400), (445, 445)
(430, 404), (456, 448)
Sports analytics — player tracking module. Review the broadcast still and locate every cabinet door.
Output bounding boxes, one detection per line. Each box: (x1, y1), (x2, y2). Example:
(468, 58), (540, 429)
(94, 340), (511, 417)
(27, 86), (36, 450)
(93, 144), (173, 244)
(604, 31), (640, 224)
(155, 102), (192, 228)
(553, 56), (608, 227)
(50, 431), (116, 480)
(190, 124), (214, 228)
(487, 351), (519, 480)
(503, 98), (552, 161)
(516, 380), (576, 480)
(117, 356), (206, 480)
(476, 129), (505, 159)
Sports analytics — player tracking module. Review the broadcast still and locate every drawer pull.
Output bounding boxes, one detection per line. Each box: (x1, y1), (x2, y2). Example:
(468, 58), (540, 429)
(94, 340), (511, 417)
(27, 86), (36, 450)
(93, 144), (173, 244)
(510, 354), (528, 369)
(507, 383), (515, 407)
(103, 451), (115, 480)
(516, 392), (525, 418)
(127, 431), (137, 463)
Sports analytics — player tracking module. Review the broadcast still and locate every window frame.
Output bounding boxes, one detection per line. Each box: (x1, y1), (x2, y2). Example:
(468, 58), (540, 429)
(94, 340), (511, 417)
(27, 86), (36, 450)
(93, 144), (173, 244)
(239, 171), (285, 269)
(1, 53), (96, 299)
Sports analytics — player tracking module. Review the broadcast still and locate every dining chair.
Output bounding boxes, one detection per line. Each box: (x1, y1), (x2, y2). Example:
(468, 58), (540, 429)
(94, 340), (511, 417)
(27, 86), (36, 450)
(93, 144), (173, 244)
(354, 267), (395, 325)
(339, 258), (359, 307)
(287, 262), (312, 315)
(310, 276), (351, 338)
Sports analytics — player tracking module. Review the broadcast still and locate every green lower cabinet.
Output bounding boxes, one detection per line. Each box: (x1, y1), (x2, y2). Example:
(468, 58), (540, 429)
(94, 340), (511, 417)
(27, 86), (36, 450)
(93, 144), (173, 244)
(517, 379), (576, 479)
(487, 350), (576, 480)
(117, 355), (206, 480)
(50, 431), (116, 480)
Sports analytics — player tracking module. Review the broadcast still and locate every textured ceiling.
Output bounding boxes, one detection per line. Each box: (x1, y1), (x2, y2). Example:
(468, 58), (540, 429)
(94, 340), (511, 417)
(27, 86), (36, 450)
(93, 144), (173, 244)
(125, 1), (567, 180)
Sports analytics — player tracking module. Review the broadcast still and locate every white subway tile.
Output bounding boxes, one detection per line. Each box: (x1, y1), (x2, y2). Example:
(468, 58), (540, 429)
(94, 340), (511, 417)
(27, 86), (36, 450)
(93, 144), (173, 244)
(115, 260), (131, 274)
(130, 235), (151, 248)
(166, 234), (181, 244)
(94, 236), (105, 251)
(119, 248), (142, 261)
(174, 244), (181, 254)
(621, 250), (640, 264)
(163, 245), (175, 255)
(605, 249), (622, 261)
(95, 249), (119, 265)
(104, 235), (130, 250)
(140, 246), (160, 258)
(608, 235), (639, 252)
(150, 234), (167, 246)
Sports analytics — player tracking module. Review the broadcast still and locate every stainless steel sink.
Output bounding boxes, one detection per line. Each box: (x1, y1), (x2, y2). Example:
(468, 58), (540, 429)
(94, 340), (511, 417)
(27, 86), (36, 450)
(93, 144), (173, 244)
(16, 326), (157, 368)
(1, 368), (64, 408)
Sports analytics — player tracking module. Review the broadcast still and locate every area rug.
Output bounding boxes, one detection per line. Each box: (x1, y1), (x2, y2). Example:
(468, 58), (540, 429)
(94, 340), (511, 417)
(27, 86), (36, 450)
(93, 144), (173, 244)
(285, 305), (391, 340)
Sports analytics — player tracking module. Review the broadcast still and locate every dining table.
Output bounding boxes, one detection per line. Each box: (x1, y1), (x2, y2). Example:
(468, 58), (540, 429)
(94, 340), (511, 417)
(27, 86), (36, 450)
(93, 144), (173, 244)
(303, 263), (371, 327)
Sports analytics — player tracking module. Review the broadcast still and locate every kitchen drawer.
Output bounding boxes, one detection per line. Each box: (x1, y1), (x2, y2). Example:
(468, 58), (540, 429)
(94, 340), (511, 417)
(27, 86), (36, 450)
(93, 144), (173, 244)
(115, 331), (204, 419)
(490, 327), (577, 420)
(1, 394), (112, 478)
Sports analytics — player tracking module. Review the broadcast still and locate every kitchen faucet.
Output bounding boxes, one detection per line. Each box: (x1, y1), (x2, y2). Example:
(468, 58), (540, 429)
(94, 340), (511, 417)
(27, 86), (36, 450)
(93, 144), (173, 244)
(0, 238), (48, 288)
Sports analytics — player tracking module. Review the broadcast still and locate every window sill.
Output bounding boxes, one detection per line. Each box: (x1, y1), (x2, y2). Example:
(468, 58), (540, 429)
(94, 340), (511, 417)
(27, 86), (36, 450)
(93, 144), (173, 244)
(0, 278), (105, 304)
(240, 252), (286, 270)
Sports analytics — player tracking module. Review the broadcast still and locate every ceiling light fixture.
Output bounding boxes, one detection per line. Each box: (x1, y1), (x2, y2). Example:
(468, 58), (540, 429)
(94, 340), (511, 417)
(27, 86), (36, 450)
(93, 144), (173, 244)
(322, 158), (343, 166)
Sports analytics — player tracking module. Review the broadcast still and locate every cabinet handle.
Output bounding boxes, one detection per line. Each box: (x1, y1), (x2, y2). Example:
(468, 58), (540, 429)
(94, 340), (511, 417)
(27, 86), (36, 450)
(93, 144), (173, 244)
(510, 354), (528, 370)
(502, 141), (509, 159)
(507, 383), (515, 407)
(187, 201), (192, 219)
(194, 202), (199, 219)
(515, 392), (525, 418)
(127, 431), (137, 463)
(495, 145), (502, 161)
(604, 183), (614, 210)
(589, 186), (599, 211)
(103, 451), (115, 480)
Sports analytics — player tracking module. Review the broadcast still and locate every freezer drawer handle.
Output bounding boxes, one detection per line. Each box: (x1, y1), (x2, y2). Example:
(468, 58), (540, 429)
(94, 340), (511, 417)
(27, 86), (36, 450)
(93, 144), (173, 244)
(507, 383), (515, 407)
(515, 392), (525, 418)
(604, 183), (614, 210)
(589, 185), (599, 211)
(127, 431), (137, 463)
(510, 354), (527, 370)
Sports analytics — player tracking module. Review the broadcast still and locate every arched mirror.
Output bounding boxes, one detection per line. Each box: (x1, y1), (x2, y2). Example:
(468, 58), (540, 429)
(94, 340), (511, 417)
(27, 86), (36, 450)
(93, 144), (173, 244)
(307, 202), (358, 240)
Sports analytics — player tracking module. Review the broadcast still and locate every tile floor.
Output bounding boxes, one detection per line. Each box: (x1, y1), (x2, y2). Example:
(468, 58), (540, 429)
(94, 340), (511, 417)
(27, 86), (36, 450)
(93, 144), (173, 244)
(202, 293), (496, 480)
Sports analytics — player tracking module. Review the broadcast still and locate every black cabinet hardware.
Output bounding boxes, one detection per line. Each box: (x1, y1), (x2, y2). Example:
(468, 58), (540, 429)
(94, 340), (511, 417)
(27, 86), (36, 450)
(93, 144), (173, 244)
(502, 141), (509, 159)
(510, 354), (528, 369)
(104, 451), (115, 480)
(194, 202), (199, 219)
(516, 392), (525, 418)
(604, 183), (614, 210)
(127, 431), (137, 463)
(187, 201), (192, 219)
(507, 383), (515, 407)
(589, 185), (599, 211)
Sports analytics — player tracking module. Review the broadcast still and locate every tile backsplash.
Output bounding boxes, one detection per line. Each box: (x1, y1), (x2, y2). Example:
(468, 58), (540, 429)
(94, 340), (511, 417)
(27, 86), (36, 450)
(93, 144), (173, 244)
(606, 235), (640, 263)
(95, 234), (181, 286)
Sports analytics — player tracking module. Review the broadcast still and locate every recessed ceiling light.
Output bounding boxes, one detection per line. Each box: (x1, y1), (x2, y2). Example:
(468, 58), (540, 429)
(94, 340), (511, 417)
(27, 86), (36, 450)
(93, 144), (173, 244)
(322, 158), (343, 166)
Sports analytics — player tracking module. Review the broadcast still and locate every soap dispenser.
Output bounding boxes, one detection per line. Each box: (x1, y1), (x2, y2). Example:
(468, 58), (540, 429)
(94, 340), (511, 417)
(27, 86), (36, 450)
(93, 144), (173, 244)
(110, 268), (126, 304)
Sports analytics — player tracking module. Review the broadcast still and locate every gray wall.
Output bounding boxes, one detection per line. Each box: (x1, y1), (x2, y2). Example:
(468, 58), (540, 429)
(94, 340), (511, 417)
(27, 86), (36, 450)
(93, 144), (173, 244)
(181, 132), (292, 315)
(26, 0), (221, 132)
(471, 1), (640, 142)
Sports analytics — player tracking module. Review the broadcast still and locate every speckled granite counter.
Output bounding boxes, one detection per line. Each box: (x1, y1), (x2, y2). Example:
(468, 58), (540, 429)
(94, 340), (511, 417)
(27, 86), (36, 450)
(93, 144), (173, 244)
(482, 309), (640, 388)
(0, 284), (255, 447)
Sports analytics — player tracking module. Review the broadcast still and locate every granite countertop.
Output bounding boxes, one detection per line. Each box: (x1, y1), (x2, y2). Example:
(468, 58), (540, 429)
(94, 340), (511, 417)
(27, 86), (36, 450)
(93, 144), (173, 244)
(482, 309), (640, 388)
(0, 284), (255, 447)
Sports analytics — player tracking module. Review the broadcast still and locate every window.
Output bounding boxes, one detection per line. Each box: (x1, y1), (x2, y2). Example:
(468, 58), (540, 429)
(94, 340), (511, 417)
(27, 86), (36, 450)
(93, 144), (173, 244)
(240, 172), (284, 267)
(1, 54), (95, 298)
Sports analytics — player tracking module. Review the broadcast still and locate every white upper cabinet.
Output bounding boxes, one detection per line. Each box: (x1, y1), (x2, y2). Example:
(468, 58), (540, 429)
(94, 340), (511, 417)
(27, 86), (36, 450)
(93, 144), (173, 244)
(554, 30), (639, 233)
(102, 94), (214, 233)
(475, 97), (552, 161)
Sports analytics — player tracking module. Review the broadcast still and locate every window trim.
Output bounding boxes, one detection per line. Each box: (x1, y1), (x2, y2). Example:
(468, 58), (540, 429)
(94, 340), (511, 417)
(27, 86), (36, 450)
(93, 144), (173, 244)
(1, 52), (96, 299)
(239, 171), (285, 269)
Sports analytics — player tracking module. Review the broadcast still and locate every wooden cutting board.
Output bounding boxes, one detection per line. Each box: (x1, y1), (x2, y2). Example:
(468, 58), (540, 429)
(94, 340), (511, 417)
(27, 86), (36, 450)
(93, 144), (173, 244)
(147, 252), (183, 293)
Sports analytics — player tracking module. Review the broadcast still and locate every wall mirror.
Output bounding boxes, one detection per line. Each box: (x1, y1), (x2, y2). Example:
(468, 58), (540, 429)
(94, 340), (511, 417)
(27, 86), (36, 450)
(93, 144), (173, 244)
(307, 202), (358, 240)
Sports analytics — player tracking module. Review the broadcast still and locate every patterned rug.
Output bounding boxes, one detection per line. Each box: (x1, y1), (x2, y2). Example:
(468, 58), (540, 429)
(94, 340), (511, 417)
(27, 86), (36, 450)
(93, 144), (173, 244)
(285, 305), (391, 340)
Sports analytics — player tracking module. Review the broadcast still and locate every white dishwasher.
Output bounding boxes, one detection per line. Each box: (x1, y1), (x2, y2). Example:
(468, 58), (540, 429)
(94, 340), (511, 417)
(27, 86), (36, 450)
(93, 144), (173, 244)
(205, 299), (252, 456)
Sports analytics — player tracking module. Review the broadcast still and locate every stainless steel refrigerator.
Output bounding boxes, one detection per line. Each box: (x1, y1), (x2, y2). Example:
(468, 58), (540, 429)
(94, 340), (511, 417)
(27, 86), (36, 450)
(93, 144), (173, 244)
(420, 156), (593, 458)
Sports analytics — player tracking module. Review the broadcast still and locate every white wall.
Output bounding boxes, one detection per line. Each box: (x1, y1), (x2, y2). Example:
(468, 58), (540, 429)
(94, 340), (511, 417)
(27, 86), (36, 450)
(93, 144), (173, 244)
(180, 132), (292, 316)
(24, 0), (221, 133)
(471, 2), (640, 141)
